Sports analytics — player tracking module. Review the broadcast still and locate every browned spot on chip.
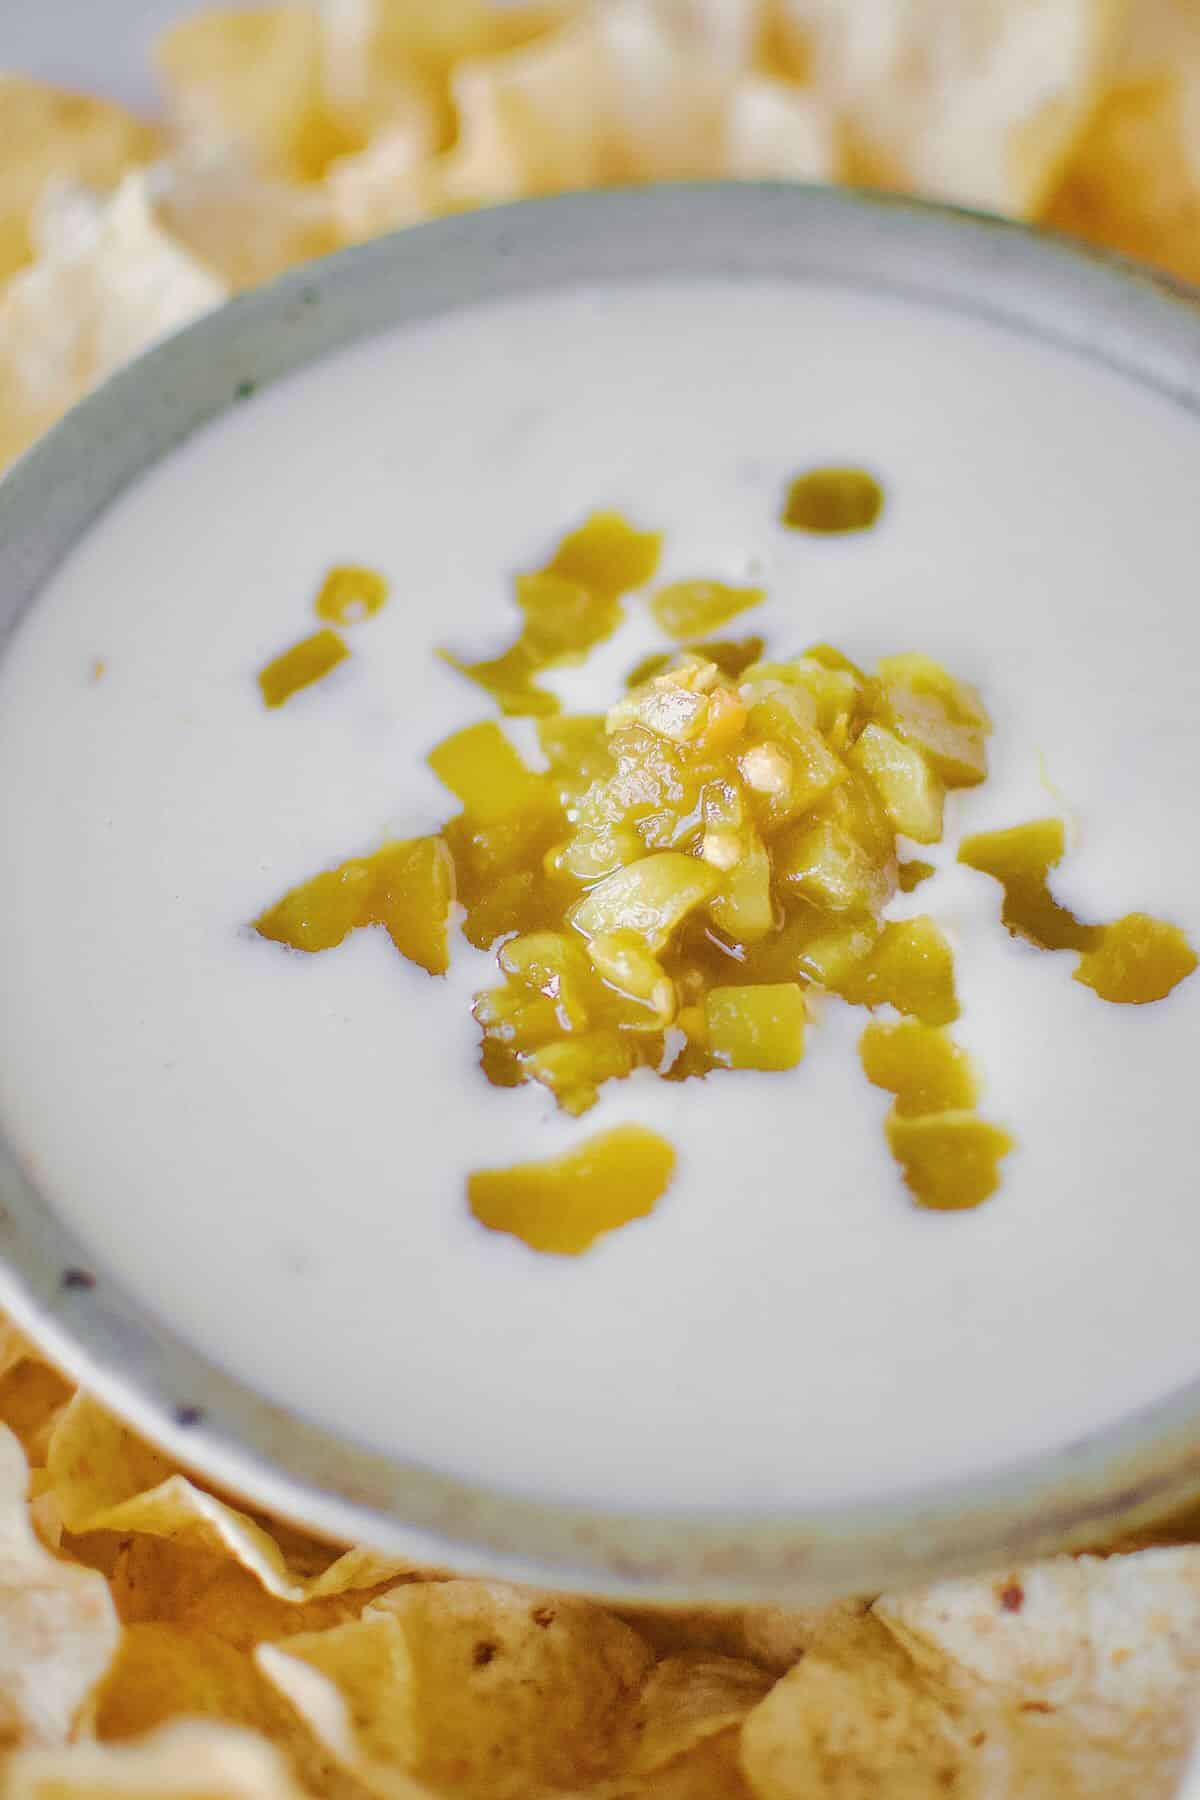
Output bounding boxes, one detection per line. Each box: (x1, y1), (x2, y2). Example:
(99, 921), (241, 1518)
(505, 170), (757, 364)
(999, 1581), (1025, 1613)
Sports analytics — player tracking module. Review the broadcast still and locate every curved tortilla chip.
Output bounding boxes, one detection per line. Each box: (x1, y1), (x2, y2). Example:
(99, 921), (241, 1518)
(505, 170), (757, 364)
(725, 74), (835, 176)
(86, 1624), (303, 1743)
(635, 1727), (758, 1798)
(5, 1721), (314, 1800)
(876, 1549), (1200, 1795)
(151, 155), (341, 289)
(325, 121), (446, 240)
(1041, 0), (1200, 280)
(46, 1395), (411, 1603)
(0, 173), (225, 473)
(155, 4), (353, 180)
(320, 0), (568, 150)
(777, 0), (1128, 214)
(0, 1424), (119, 1748)
(443, 5), (729, 200)
(738, 1554), (1200, 1797)
(108, 1535), (403, 1648)
(616, 1597), (872, 1675)
(258, 1579), (654, 1796)
(80, 1622), (361, 1800)
(623, 1654), (772, 1777)
(0, 1359), (73, 1470)
(739, 1614), (973, 1799)
(0, 77), (159, 285)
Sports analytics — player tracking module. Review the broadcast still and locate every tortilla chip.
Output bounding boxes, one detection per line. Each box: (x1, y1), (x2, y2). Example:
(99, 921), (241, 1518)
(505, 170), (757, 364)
(46, 1395), (410, 1602)
(109, 1535), (401, 1648)
(151, 155), (341, 289)
(322, 122), (445, 241)
(155, 5), (354, 180)
(349, 0), (759, 224)
(0, 77), (159, 286)
(0, 1358), (74, 1469)
(739, 1613), (976, 1798)
(0, 173), (226, 473)
(623, 1654), (772, 1777)
(86, 1624), (299, 1743)
(5, 1721), (314, 1800)
(740, 1553), (1200, 1796)
(643, 1728), (759, 1799)
(616, 1598), (872, 1675)
(876, 1548), (1200, 1795)
(725, 75), (836, 178)
(571, 1725), (760, 1799)
(779, 0), (1127, 215)
(0, 1317), (36, 1383)
(0, 1424), (119, 1748)
(1042, 74), (1200, 283)
(79, 1622), (368, 1800)
(324, 2), (832, 241)
(258, 1579), (654, 1795)
(320, 0), (567, 151)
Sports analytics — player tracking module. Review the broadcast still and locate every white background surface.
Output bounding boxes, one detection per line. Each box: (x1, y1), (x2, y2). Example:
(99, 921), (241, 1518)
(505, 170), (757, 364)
(2, 0), (254, 106)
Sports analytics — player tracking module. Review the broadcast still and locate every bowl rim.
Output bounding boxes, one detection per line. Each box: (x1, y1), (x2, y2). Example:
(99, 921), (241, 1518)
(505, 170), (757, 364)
(3, 179), (1200, 1603)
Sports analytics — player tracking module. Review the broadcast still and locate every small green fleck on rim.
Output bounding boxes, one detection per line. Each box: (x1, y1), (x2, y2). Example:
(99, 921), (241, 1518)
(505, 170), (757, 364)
(782, 467), (885, 534)
(235, 379), (256, 401)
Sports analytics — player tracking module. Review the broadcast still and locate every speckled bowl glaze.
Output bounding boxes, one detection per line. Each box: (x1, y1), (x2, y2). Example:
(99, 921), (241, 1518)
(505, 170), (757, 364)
(2, 183), (1200, 1603)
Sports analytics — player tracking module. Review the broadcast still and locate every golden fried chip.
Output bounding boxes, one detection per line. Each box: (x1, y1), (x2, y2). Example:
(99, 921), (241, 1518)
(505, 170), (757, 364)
(87, 1624), (300, 1745)
(323, 121), (446, 241)
(624, 1654), (772, 1777)
(80, 1623), (375, 1800)
(432, 1), (758, 213)
(725, 74), (835, 178)
(0, 1357), (74, 1468)
(155, 5), (352, 180)
(875, 1548), (1200, 1795)
(320, 0), (568, 150)
(0, 1317), (36, 1382)
(152, 155), (341, 290)
(0, 1424), (119, 1747)
(0, 77), (159, 285)
(0, 174), (226, 474)
(616, 1598), (872, 1675)
(327, 0), (827, 237)
(5, 1721), (314, 1800)
(1043, 72), (1200, 284)
(108, 1536), (400, 1649)
(781, 0), (1127, 215)
(635, 1727), (759, 1799)
(739, 1613), (974, 1799)
(258, 1579), (654, 1795)
(47, 1395), (410, 1602)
